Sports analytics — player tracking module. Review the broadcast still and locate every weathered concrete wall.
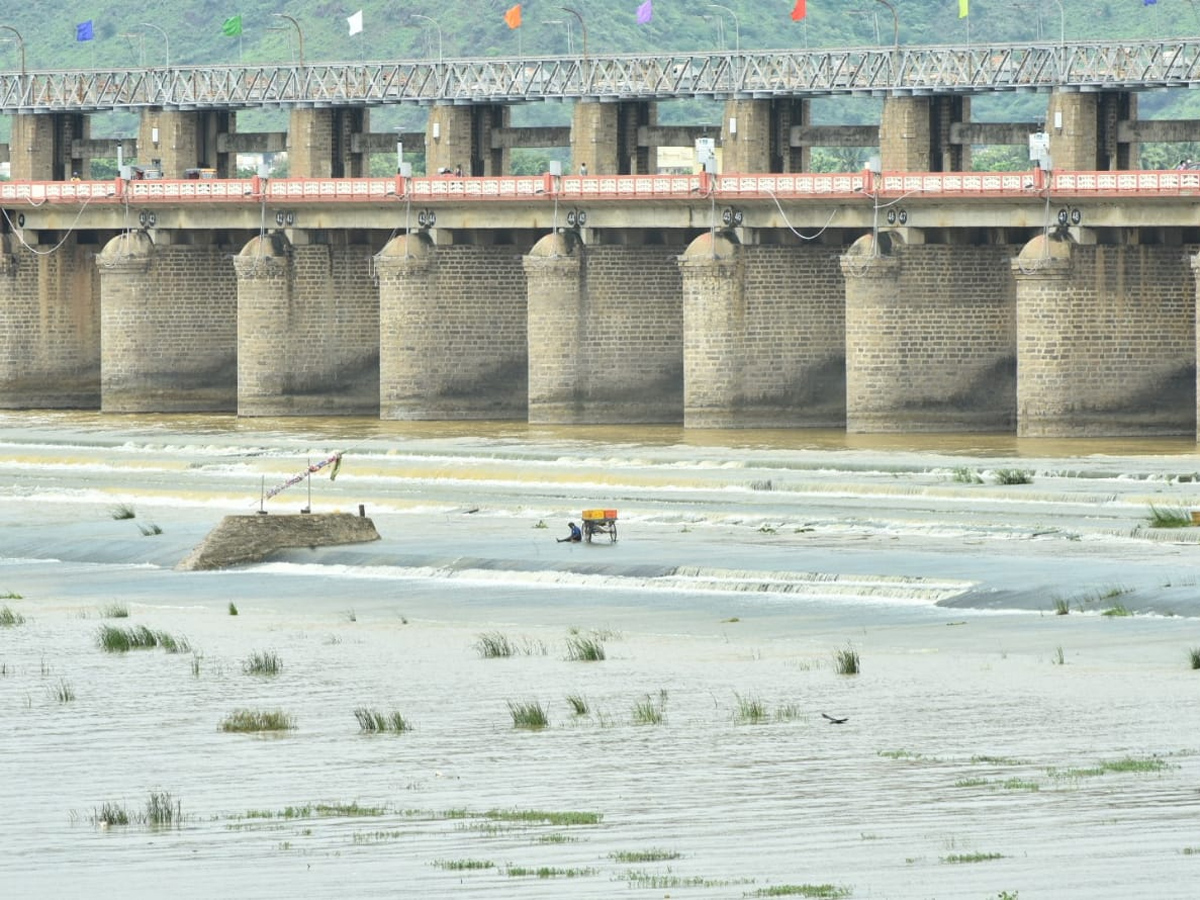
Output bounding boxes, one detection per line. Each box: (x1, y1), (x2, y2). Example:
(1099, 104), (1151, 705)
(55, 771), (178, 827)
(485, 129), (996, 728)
(842, 238), (1017, 433)
(237, 237), (379, 417)
(99, 236), (238, 412)
(289, 107), (369, 178)
(177, 512), (380, 571)
(527, 239), (684, 424)
(0, 234), (101, 408)
(378, 238), (528, 420)
(1016, 241), (1195, 437)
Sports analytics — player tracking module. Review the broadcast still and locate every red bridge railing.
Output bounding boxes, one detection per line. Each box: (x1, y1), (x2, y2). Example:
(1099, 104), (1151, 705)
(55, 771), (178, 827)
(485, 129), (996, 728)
(1, 169), (1198, 206)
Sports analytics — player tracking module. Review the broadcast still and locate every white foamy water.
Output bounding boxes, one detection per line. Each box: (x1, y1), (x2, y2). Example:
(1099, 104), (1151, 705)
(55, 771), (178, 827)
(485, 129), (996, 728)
(3, 412), (1200, 899)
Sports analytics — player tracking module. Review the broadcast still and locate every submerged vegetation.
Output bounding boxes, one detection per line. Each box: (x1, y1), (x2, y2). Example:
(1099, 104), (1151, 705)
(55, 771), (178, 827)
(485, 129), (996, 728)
(507, 700), (549, 729)
(354, 708), (411, 733)
(220, 709), (296, 732)
(474, 631), (546, 658)
(242, 650), (282, 675)
(632, 689), (668, 725)
(833, 645), (860, 675)
(0, 605), (26, 627)
(1147, 504), (1193, 528)
(565, 633), (606, 661)
(97, 624), (190, 653)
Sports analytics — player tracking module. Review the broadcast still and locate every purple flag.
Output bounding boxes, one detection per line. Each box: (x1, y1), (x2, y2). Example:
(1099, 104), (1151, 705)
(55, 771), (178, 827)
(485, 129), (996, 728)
(636, 0), (653, 25)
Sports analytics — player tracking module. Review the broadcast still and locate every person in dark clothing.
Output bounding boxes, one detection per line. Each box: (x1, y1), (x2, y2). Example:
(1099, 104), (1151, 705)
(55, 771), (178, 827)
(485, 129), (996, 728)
(557, 521), (582, 543)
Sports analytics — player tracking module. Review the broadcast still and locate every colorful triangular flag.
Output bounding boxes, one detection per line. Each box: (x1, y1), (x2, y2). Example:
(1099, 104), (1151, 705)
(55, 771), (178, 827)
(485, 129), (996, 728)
(959, 0), (969, 17)
(221, 15), (243, 37)
(792, 0), (806, 21)
(348, 10), (363, 35)
(76, 20), (94, 42)
(504, 4), (522, 29)
(637, 1), (653, 25)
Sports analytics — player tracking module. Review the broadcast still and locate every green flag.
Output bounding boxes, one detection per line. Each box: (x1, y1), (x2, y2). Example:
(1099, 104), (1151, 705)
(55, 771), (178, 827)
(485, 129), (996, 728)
(222, 15), (243, 37)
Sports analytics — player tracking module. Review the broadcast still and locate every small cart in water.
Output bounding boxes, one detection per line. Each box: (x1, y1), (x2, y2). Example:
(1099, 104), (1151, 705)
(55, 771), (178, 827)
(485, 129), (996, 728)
(581, 508), (618, 543)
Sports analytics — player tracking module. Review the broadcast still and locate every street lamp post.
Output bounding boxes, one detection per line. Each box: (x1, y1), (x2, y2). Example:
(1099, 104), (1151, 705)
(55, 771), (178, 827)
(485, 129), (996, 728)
(140, 22), (170, 68)
(412, 14), (443, 64)
(872, 0), (899, 47)
(707, 4), (739, 56)
(559, 6), (587, 59)
(0, 24), (25, 76)
(273, 13), (305, 67)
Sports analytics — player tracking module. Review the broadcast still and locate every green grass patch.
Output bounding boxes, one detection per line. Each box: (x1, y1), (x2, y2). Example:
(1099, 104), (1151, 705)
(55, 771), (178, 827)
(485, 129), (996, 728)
(96, 624), (189, 653)
(93, 801), (131, 826)
(507, 700), (549, 729)
(1101, 603), (1133, 617)
(1052, 596), (1070, 616)
(971, 755), (1027, 766)
(833, 644), (860, 675)
(145, 791), (181, 826)
(99, 603), (130, 619)
(878, 749), (923, 760)
(505, 865), (597, 878)
(632, 689), (668, 725)
(942, 852), (1003, 864)
(993, 469), (1033, 485)
(610, 848), (682, 863)
(50, 678), (75, 702)
(228, 602), (238, 616)
(746, 887), (852, 898)
(483, 809), (602, 826)
(1000, 778), (1040, 791)
(565, 634), (606, 661)
(565, 694), (589, 716)
(354, 707), (410, 733)
(314, 801), (386, 817)
(952, 466), (984, 484)
(953, 777), (991, 788)
(242, 650), (282, 676)
(1148, 504), (1193, 528)
(0, 605), (26, 627)
(434, 859), (495, 870)
(220, 708), (295, 732)
(734, 693), (769, 725)
(474, 631), (546, 658)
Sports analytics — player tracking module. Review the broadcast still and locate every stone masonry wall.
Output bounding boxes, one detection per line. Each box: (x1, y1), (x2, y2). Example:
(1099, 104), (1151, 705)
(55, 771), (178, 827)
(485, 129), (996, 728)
(0, 237), (101, 408)
(1018, 244), (1196, 436)
(101, 245), (238, 412)
(379, 245), (527, 419)
(844, 243), (1018, 433)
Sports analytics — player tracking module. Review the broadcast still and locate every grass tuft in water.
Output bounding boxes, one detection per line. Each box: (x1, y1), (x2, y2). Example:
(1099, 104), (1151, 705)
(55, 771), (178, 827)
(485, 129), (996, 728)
(833, 644), (860, 675)
(220, 708), (295, 732)
(109, 503), (136, 520)
(610, 848), (682, 863)
(96, 624), (188, 653)
(228, 602), (238, 616)
(1147, 504), (1193, 528)
(93, 801), (131, 826)
(952, 466), (984, 484)
(354, 707), (411, 733)
(507, 700), (549, 730)
(1189, 647), (1200, 670)
(242, 650), (282, 676)
(0, 605), (26, 627)
(734, 693), (769, 725)
(565, 694), (589, 717)
(565, 634), (606, 661)
(1052, 596), (1070, 616)
(1101, 603), (1132, 617)
(746, 886), (852, 898)
(137, 523), (163, 536)
(99, 603), (129, 619)
(942, 852), (1004, 864)
(145, 791), (181, 827)
(474, 631), (545, 658)
(632, 689), (668, 726)
(993, 469), (1033, 485)
(433, 859), (495, 870)
(1052, 645), (1065, 665)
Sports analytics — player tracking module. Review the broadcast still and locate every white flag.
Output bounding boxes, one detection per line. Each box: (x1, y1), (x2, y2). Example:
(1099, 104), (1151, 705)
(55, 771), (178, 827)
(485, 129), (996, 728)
(348, 10), (363, 35)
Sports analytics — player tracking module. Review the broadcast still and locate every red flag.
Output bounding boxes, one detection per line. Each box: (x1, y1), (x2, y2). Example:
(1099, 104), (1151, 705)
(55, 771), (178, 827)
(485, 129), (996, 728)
(504, 4), (522, 29)
(792, 0), (806, 21)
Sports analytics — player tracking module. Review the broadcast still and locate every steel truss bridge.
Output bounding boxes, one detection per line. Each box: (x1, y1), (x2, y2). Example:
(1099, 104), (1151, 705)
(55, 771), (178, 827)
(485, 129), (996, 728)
(3, 39), (1200, 113)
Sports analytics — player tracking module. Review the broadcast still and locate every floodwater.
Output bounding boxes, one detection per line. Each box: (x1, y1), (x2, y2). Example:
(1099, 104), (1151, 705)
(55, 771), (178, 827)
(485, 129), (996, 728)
(3, 411), (1200, 899)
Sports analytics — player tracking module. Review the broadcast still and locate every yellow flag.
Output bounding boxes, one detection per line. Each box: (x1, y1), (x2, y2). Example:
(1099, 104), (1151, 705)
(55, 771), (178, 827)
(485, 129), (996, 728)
(959, 0), (968, 17)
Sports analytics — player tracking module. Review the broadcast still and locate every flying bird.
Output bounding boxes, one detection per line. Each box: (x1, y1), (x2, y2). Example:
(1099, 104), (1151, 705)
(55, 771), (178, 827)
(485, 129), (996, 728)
(822, 712), (848, 724)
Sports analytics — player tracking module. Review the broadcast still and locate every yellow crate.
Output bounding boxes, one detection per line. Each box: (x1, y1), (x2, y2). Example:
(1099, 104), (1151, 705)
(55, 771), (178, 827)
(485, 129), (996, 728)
(582, 509), (618, 520)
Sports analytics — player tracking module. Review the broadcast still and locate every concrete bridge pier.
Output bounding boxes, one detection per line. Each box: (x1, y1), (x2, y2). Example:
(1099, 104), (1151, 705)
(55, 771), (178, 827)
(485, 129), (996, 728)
(97, 232), (237, 413)
(235, 232), (379, 417)
(288, 107), (369, 178)
(720, 99), (810, 173)
(0, 233), (101, 408)
(376, 234), (527, 420)
(524, 232), (584, 423)
(1014, 237), (1194, 437)
(426, 104), (509, 177)
(1046, 91), (1137, 171)
(138, 109), (236, 178)
(679, 233), (744, 428)
(10, 112), (89, 180)
(571, 100), (657, 175)
(841, 235), (1017, 433)
(879, 96), (970, 172)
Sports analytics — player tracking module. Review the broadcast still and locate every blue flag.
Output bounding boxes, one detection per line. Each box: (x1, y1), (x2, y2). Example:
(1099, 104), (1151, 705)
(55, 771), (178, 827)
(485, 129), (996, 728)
(1144, 0), (1157, 5)
(76, 20), (94, 42)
